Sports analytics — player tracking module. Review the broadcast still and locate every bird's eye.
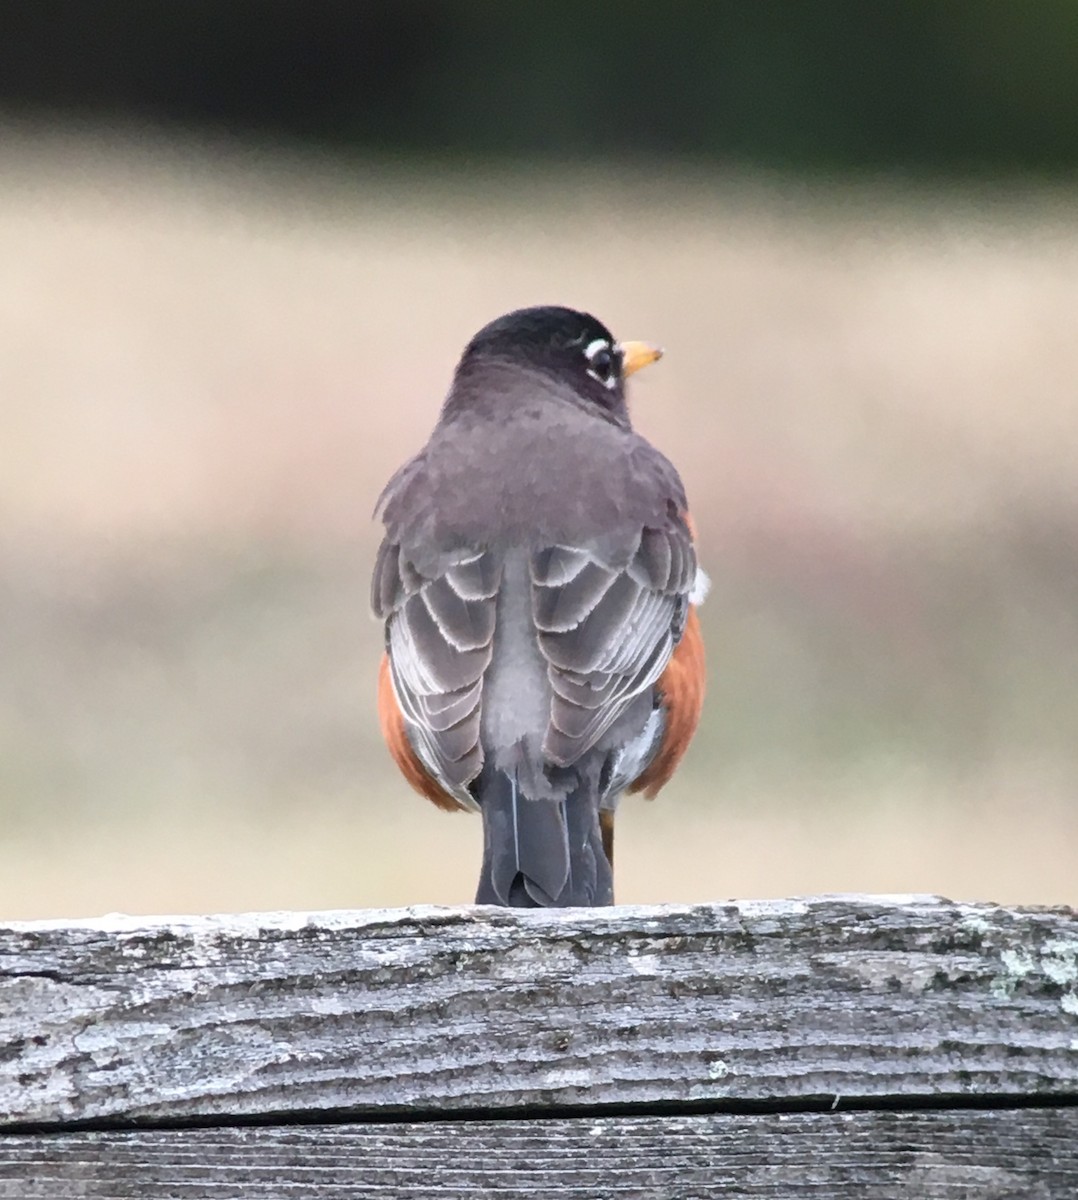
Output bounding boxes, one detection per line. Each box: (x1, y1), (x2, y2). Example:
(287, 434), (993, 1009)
(584, 338), (619, 390)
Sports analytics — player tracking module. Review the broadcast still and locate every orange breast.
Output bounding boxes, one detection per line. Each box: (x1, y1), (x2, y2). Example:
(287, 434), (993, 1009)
(629, 604), (706, 799)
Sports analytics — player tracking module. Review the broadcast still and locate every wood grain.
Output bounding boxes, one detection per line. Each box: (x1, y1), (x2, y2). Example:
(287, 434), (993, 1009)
(1, 1110), (1076, 1199)
(1, 897), (1076, 1127)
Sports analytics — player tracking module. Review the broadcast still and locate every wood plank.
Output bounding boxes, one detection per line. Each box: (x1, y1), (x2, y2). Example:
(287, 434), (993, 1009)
(1, 1110), (1076, 1198)
(1, 897), (1077, 1126)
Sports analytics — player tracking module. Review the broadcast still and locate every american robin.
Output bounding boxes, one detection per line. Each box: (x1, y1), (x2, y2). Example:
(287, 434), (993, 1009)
(372, 306), (706, 907)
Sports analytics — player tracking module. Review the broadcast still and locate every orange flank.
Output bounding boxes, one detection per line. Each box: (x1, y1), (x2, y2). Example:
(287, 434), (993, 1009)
(378, 653), (464, 812)
(630, 604), (706, 799)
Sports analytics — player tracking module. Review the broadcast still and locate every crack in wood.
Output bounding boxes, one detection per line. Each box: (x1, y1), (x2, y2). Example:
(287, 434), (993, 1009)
(2, 1088), (1078, 1139)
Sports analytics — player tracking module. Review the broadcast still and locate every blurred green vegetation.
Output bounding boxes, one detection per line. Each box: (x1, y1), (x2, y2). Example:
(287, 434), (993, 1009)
(3, 1), (1078, 174)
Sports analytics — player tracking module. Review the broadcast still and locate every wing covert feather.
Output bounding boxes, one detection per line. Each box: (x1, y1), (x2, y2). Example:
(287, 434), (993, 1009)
(373, 541), (499, 803)
(532, 521), (696, 767)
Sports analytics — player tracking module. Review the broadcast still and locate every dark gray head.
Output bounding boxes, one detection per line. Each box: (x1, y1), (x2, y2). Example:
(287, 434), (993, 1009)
(448, 305), (662, 425)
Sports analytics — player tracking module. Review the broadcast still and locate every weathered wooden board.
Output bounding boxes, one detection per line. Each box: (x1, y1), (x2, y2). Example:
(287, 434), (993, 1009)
(1, 1110), (1076, 1199)
(1, 897), (1076, 1127)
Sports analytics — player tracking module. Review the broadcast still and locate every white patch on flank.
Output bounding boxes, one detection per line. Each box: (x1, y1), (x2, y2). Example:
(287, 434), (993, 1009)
(689, 567), (711, 605)
(603, 705), (664, 799)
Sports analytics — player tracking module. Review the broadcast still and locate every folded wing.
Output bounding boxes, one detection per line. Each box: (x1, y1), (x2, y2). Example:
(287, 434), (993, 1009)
(532, 523), (697, 768)
(372, 541), (501, 808)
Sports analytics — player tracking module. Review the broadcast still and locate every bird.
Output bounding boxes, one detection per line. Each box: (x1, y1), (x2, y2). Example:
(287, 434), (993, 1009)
(372, 305), (706, 907)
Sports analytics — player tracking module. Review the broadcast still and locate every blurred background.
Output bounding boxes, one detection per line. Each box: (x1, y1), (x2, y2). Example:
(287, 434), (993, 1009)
(2, 3), (1077, 918)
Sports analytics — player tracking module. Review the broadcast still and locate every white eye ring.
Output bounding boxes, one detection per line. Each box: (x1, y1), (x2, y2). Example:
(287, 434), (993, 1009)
(584, 337), (618, 390)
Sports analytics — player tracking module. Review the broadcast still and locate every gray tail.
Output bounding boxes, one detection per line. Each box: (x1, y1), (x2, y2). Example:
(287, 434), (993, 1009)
(474, 766), (612, 907)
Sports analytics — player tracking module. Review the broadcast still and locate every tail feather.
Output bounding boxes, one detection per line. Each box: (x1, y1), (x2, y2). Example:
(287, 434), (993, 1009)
(475, 766), (612, 907)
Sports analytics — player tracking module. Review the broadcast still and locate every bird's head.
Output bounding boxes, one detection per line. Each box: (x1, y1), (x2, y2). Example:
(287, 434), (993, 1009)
(449, 305), (662, 425)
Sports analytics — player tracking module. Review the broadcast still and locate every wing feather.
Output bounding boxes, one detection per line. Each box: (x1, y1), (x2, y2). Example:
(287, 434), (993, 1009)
(533, 560), (618, 633)
(372, 540), (499, 805)
(532, 521), (696, 768)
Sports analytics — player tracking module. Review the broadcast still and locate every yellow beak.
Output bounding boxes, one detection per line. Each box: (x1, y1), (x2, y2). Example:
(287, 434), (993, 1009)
(618, 340), (664, 377)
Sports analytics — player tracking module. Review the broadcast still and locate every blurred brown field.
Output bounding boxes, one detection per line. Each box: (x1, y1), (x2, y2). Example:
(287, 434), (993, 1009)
(1, 127), (1076, 918)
